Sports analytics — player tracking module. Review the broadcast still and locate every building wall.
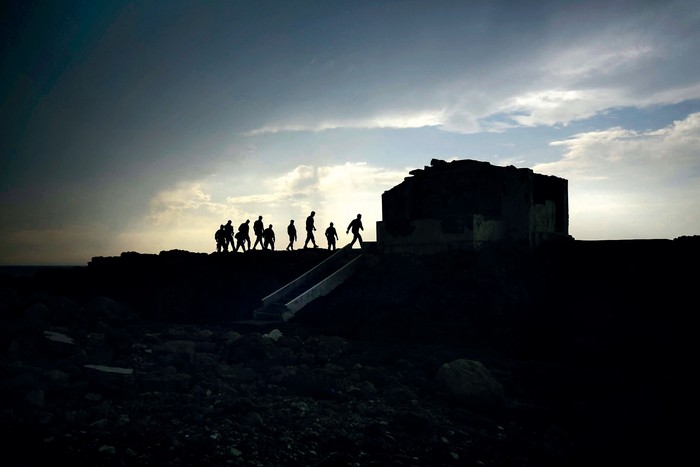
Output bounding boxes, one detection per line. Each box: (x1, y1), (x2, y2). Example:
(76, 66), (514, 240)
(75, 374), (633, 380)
(377, 159), (568, 252)
(533, 173), (569, 236)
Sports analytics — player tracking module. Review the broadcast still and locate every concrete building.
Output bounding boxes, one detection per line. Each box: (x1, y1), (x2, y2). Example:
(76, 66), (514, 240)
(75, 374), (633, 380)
(376, 158), (569, 253)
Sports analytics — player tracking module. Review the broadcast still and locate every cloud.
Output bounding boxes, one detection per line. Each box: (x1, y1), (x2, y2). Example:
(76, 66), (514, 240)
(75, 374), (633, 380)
(534, 112), (700, 239)
(273, 165), (320, 193)
(537, 113), (700, 180)
(499, 89), (615, 128)
(148, 182), (227, 226)
(244, 110), (446, 136)
(102, 182), (236, 256)
(113, 162), (409, 256)
(244, 76), (700, 136)
(542, 43), (655, 81)
(243, 2), (700, 136)
(255, 162), (408, 237)
(432, 31), (700, 133)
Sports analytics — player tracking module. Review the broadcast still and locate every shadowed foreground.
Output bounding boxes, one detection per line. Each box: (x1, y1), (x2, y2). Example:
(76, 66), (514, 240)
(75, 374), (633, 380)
(0, 239), (696, 466)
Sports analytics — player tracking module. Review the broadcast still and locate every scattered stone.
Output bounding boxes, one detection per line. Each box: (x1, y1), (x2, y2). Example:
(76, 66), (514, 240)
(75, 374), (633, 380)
(43, 331), (74, 344)
(3, 242), (691, 466)
(262, 328), (283, 340)
(25, 389), (45, 406)
(83, 365), (134, 375)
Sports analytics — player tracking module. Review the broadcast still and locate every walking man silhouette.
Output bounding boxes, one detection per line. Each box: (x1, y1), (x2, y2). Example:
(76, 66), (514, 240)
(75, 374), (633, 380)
(252, 216), (264, 250)
(234, 230), (247, 252)
(286, 220), (297, 251)
(238, 219), (251, 251)
(224, 220), (234, 252)
(346, 214), (364, 248)
(304, 211), (319, 249)
(325, 222), (338, 250)
(215, 224), (227, 252)
(263, 224), (276, 250)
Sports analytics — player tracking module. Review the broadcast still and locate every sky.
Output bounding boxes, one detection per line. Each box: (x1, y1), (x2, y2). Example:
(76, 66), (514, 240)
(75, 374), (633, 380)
(2, 0), (699, 265)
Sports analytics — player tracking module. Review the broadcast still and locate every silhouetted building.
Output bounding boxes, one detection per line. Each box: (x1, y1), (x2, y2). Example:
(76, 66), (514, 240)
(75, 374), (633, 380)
(377, 158), (569, 253)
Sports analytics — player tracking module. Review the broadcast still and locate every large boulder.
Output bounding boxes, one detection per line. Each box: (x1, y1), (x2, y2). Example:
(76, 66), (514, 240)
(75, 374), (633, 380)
(436, 359), (505, 409)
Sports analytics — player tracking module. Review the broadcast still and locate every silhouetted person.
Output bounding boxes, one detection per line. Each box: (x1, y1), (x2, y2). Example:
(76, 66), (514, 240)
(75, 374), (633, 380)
(215, 224), (227, 253)
(286, 220), (297, 251)
(224, 220), (234, 251)
(304, 210), (319, 249)
(263, 224), (275, 250)
(252, 215), (264, 250)
(234, 230), (247, 252)
(347, 213), (364, 248)
(238, 219), (251, 250)
(325, 222), (338, 250)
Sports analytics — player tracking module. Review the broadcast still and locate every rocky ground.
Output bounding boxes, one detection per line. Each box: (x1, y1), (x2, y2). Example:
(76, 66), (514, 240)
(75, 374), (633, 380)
(0, 240), (696, 466)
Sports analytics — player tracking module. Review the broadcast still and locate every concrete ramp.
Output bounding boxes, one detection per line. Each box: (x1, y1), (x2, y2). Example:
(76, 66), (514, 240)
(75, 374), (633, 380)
(254, 245), (367, 321)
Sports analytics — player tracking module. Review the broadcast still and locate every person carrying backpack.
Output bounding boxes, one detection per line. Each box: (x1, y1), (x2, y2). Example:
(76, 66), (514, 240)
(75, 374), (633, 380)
(252, 215), (264, 250)
(215, 224), (227, 252)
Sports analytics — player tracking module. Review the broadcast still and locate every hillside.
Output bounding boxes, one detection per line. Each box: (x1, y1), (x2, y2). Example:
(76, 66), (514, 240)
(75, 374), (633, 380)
(0, 238), (696, 466)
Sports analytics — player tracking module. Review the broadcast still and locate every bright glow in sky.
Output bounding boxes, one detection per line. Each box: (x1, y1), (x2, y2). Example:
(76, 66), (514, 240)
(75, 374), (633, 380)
(2, 0), (699, 265)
